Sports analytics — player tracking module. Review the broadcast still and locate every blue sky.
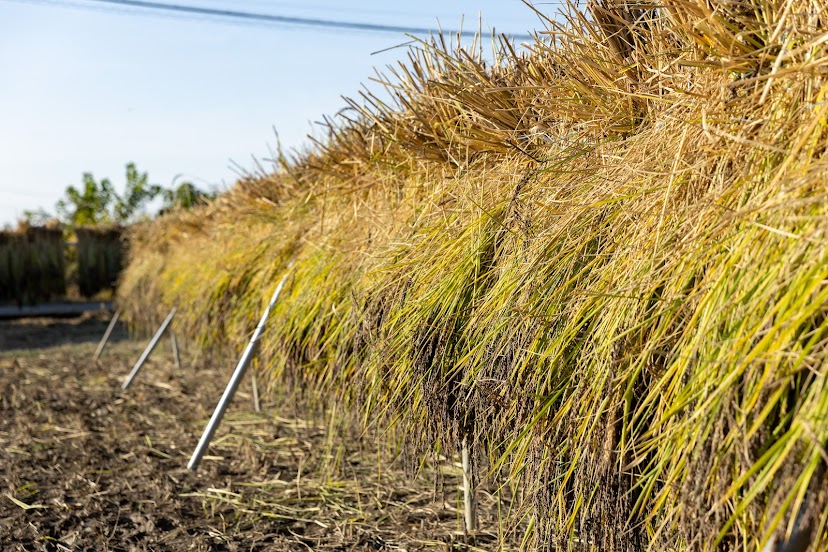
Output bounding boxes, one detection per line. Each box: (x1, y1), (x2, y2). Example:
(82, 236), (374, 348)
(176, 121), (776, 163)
(0, 0), (551, 226)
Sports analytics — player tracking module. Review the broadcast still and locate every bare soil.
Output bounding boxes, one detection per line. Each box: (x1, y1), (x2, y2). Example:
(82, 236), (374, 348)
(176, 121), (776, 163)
(0, 314), (516, 551)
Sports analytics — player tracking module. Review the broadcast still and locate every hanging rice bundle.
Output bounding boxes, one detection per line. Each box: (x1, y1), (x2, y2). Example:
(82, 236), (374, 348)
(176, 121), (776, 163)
(76, 226), (125, 298)
(118, 1), (828, 549)
(0, 225), (66, 305)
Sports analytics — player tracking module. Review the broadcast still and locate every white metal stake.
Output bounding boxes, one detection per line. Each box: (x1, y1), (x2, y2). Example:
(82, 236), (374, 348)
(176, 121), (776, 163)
(171, 332), (182, 370)
(462, 435), (478, 533)
(94, 310), (120, 361)
(187, 274), (289, 471)
(121, 308), (177, 390)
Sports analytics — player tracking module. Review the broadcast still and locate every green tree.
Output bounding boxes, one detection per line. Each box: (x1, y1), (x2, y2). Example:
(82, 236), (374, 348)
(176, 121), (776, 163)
(56, 172), (115, 226)
(22, 208), (54, 227)
(56, 163), (162, 227)
(27, 163), (215, 228)
(161, 180), (216, 212)
(113, 163), (162, 222)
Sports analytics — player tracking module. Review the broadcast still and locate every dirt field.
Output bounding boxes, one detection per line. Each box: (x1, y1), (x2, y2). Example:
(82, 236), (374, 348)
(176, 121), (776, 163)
(0, 314), (517, 551)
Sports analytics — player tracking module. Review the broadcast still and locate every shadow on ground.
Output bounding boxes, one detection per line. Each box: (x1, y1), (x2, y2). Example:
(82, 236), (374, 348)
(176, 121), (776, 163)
(0, 312), (128, 352)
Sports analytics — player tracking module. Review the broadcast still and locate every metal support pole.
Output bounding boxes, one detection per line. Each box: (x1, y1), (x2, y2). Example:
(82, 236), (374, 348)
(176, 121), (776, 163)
(170, 332), (182, 370)
(94, 310), (120, 361)
(462, 435), (478, 533)
(121, 308), (177, 390)
(187, 274), (289, 471)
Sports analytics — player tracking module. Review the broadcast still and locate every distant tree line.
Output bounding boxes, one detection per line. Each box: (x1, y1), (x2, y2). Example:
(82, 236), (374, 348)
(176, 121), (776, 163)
(24, 162), (216, 228)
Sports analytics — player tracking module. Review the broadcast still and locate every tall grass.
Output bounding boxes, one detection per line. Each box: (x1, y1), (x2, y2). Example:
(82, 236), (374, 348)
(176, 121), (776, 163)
(118, 1), (828, 549)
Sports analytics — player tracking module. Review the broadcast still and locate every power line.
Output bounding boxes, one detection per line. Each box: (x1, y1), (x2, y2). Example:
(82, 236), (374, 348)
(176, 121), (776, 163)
(13, 0), (538, 41)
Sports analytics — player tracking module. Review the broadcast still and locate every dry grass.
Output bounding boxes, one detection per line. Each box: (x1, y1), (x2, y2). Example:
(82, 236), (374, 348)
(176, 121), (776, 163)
(118, 1), (828, 549)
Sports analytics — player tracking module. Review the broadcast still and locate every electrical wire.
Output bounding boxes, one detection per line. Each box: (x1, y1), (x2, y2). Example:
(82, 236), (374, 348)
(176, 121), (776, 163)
(2, 0), (538, 41)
